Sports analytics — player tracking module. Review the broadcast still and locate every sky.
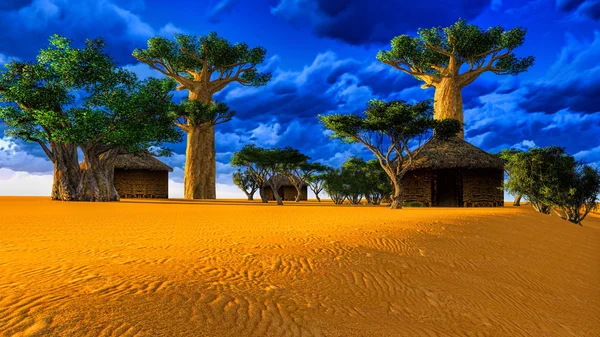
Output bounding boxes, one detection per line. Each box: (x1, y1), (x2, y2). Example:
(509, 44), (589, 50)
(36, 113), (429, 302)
(0, 0), (599, 199)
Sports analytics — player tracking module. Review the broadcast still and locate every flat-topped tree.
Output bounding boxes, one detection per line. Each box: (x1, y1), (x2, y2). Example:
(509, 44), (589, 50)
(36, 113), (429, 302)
(320, 99), (461, 209)
(133, 33), (271, 199)
(377, 19), (534, 138)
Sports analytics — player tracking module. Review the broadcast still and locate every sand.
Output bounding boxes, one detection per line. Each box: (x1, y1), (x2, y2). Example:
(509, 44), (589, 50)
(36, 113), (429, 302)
(0, 197), (598, 337)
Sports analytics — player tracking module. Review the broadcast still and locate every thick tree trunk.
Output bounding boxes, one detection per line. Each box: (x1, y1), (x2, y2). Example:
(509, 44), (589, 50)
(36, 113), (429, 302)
(78, 151), (119, 202)
(390, 181), (403, 209)
(247, 193), (254, 201)
(434, 79), (464, 139)
(50, 143), (81, 201)
(184, 125), (216, 199)
(271, 185), (283, 206)
(514, 193), (522, 206)
(259, 185), (268, 203)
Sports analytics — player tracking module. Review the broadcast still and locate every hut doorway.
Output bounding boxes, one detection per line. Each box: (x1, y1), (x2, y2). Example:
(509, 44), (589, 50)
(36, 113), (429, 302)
(435, 169), (462, 207)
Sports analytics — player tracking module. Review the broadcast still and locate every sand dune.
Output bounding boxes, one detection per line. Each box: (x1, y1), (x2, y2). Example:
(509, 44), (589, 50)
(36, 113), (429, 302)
(0, 197), (598, 336)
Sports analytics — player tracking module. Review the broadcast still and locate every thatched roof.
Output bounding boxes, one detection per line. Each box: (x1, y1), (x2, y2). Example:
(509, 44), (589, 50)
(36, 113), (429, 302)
(113, 153), (173, 172)
(409, 137), (503, 171)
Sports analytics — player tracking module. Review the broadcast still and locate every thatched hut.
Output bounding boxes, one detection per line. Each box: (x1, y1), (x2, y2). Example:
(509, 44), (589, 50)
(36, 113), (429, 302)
(401, 137), (504, 207)
(113, 153), (172, 199)
(263, 175), (308, 201)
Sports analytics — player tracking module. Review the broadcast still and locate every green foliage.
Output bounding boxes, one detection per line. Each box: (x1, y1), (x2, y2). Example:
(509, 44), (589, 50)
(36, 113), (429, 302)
(322, 169), (350, 205)
(377, 18), (534, 83)
(341, 157), (368, 204)
(501, 147), (600, 224)
(365, 159), (393, 205)
(231, 145), (309, 193)
(550, 164), (600, 225)
(232, 169), (259, 200)
(501, 147), (574, 214)
(0, 34), (181, 159)
(133, 32), (272, 88)
(173, 100), (235, 127)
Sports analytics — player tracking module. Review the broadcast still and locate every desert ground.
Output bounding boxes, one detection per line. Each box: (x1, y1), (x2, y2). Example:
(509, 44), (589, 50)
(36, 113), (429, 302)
(0, 197), (598, 337)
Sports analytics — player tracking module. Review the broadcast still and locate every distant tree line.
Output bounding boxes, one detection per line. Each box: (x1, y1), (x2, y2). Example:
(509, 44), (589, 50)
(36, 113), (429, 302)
(500, 147), (600, 225)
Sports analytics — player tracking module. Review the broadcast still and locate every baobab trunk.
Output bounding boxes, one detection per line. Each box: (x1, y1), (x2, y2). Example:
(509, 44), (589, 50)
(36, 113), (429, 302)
(184, 124), (216, 199)
(434, 79), (464, 138)
(78, 152), (119, 202)
(50, 143), (81, 201)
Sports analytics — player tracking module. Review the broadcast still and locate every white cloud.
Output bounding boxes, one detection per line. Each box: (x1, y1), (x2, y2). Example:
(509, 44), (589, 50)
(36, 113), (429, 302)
(0, 137), (54, 173)
(158, 22), (186, 37)
(0, 168), (53, 196)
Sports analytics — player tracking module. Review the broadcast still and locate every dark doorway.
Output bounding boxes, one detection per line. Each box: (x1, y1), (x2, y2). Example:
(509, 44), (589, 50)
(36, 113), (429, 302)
(436, 169), (462, 207)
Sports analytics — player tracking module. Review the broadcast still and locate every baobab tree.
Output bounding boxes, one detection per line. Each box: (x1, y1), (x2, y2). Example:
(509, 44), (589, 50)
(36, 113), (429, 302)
(133, 33), (272, 199)
(0, 35), (180, 201)
(377, 19), (534, 138)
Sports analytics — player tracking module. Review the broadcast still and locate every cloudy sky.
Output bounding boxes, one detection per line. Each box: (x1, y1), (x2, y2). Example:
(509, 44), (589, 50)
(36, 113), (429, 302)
(0, 0), (598, 198)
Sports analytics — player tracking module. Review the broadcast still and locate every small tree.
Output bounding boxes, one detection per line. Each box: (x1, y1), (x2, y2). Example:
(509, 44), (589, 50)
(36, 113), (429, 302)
(365, 159), (393, 205)
(303, 163), (331, 202)
(502, 147), (576, 214)
(134, 33), (271, 199)
(341, 157), (368, 205)
(323, 169), (349, 205)
(320, 99), (461, 209)
(232, 169), (259, 200)
(551, 164), (600, 225)
(231, 145), (270, 203)
(378, 19), (534, 138)
(497, 149), (522, 206)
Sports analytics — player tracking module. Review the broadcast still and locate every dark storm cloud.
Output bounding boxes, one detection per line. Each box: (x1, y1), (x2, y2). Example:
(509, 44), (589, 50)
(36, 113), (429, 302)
(556, 0), (600, 20)
(519, 32), (600, 114)
(270, 0), (491, 45)
(0, 0), (162, 64)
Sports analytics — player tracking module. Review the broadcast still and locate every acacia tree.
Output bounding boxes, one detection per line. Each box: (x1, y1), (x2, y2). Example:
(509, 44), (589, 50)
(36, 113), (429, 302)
(497, 149), (523, 206)
(133, 33), (272, 199)
(377, 19), (534, 138)
(283, 161), (328, 202)
(231, 145), (307, 205)
(232, 169), (259, 200)
(0, 35), (180, 201)
(320, 99), (461, 209)
(304, 164), (330, 202)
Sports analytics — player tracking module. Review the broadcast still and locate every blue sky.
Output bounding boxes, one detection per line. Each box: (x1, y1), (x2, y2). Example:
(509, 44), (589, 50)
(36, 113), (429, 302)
(0, 0), (599, 198)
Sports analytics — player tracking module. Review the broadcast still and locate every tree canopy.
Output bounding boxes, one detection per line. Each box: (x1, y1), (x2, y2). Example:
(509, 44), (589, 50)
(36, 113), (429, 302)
(501, 146), (600, 224)
(133, 32), (271, 99)
(377, 19), (535, 89)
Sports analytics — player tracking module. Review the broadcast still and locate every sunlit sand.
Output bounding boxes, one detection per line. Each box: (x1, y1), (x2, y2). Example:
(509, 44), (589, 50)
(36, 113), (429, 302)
(0, 197), (598, 336)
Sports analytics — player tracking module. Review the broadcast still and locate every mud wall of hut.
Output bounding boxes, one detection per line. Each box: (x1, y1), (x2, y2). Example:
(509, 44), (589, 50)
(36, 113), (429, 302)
(114, 169), (169, 198)
(400, 170), (433, 206)
(462, 169), (504, 207)
(263, 186), (308, 201)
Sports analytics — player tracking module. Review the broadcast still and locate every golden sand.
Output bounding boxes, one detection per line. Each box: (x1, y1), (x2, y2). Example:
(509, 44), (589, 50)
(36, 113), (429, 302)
(0, 197), (598, 336)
